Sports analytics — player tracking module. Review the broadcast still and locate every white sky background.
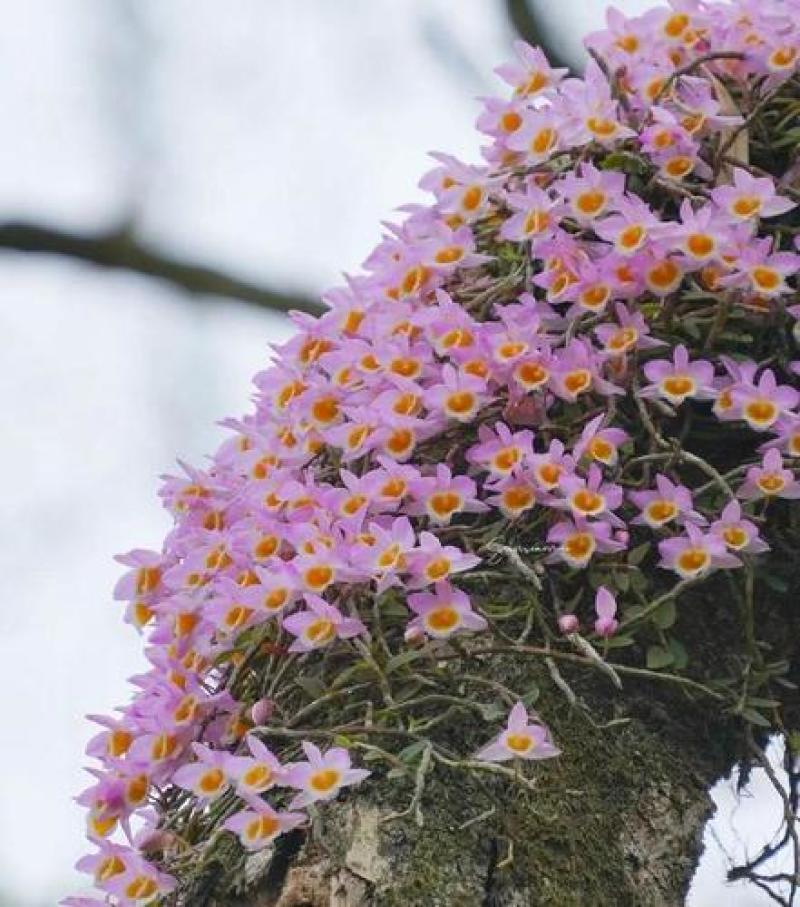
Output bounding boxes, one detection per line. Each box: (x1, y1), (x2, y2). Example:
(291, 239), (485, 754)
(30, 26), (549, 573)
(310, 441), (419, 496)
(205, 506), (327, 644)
(0, 1), (789, 904)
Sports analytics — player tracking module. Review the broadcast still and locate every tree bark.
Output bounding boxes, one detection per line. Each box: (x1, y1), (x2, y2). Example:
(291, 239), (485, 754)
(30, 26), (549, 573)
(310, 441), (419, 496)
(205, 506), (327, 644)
(207, 672), (735, 907)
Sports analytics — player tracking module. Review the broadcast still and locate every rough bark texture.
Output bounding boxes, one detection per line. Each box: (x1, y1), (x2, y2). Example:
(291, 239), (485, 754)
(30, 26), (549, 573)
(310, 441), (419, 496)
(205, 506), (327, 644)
(169, 549), (800, 907)
(202, 668), (736, 907)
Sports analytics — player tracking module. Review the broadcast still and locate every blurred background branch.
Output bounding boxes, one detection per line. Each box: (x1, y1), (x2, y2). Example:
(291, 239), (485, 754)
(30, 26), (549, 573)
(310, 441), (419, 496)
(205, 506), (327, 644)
(0, 220), (323, 316)
(503, 0), (572, 71)
(0, 0), (568, 325)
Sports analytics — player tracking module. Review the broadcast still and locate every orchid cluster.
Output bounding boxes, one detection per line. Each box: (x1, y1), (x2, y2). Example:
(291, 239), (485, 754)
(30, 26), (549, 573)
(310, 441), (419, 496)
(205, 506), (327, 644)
(69, 1), (800, 904)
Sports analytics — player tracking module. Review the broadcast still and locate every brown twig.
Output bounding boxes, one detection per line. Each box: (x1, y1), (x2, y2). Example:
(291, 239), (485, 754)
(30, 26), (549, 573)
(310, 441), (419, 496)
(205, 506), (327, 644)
(0, 220), (324, 317)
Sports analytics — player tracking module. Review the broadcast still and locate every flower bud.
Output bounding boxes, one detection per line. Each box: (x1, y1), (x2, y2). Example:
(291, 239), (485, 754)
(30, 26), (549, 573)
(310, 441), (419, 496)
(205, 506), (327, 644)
(594, 616), (619, 638)
(558, 613), (579, 635)
(250, 698), (275, 726)
(137, 829), (177, 854)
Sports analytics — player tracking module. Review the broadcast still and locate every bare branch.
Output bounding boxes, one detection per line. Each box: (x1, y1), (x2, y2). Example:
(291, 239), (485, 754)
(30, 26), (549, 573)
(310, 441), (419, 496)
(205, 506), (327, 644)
(502, 0), (572, 71)
(0, 220), (325, 317)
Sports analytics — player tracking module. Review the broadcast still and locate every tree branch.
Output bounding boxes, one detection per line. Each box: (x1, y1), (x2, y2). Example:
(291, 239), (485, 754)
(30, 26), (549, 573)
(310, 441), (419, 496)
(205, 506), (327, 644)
(503, 0), (572, 72)
(0, 220), (325, 317)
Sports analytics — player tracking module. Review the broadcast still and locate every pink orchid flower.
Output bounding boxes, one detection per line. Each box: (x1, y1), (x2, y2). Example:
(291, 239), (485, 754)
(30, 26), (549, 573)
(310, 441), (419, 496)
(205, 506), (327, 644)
(225, 735), (287, 798)
(172, 743), (231, 802)
(285, 742), (370, 809)
(738, 448), (800, 500)
(641, 344), (715, 405)
(406, 582), (488, 639)
(406, 531), (481, 589)
(629, 474), (705, 529)
(282, 595), (367, 653)
(658, 523), (741, 579)
(224, 801), (305, 851)
(710, 500), (770, 554)
(594, 586), (619, 638)
(711, 167), (796, 221)
(476, 702), (560, 762)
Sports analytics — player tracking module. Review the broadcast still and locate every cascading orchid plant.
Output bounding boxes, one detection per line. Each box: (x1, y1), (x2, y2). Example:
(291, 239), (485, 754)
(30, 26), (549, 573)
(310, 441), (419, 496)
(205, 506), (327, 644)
(68, 1), (800, 903)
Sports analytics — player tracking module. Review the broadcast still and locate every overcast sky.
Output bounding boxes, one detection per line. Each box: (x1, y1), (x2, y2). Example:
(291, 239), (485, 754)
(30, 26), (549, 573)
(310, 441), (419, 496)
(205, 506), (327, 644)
(0, 1), (788, 905)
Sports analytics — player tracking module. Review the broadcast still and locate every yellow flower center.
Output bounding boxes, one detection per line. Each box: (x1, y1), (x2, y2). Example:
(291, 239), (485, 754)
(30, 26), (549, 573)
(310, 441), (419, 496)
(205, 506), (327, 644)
(575, 189), (606, 216)
(662, 375), (695, 398)
(523, 209), (550, 234)
(96, 855), (126, 882)
(723, 526), (748, 549)
(588, 437), (614, 462)
(425, 606), (460, 633)
(647, 259), (681, 290)
(500, 110), (522, 132)
(751, 267), (780, 292)
(571, 489), (604, 515)
(310, 768), (342, 793)
(493, 447), (521, 472)
(425, 557), (452, 582)
(607, 326), (638, 352)
(586, 116), (617, 137)
(125, 877), (158, 900)
(515, 360), (549, 388)
(243, 765), (272, 789)
(306, 619), (336, 645)
(618, 224), (645, 251)
(304, 565), (334, 591)
(537, 463), (562, 487)
(757, 474), (785, 495)
(199, 768), (225, 795)
(677, 548), (709, 574)
(446, 391), (477, 416)
(744, 399), (778, 426)
(461, 186), (483, 212)
(686, 233), (715, 258)
(502, 486), (535, 513)
(733, 195), (762, 218)
(563, 369), (591, 395)
(646, 500), (678, 524)
(108, 729), (133, 758)
(386, 428), (414, 457)
(530, 127), (557, 155)
(664, 12), (690, 37)
(435, 245), (464, 265)
(428, 491), (463, 520)
(245, 815), (280, 842)
(664, 156), (693, 179)
(311, 397), (340, 425)
(563, 533), (595, 560)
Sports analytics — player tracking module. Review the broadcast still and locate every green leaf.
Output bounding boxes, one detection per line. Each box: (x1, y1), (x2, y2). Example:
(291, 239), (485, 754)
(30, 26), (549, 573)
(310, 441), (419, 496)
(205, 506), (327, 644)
(615, 571), (630, 592)
(651, 599), (677, 630)
(295, 676), (326, 699)
(605, 633), (635, 649)
(762, 573), (789, 593)
(667, 637), (688, 670)
(627, 543), (650, 566)
(521, 685), (540, 706)
(385, 649), (424, 675)
(397, 740), (428, 763)
(479, 703), (507, 722)
(740, 708), (771, 728)
(646, 645), (674, 670)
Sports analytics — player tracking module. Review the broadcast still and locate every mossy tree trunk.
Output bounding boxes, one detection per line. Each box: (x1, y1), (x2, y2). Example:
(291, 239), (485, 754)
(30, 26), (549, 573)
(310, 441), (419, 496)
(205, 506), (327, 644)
(170, 551), (800, 907)
(211, 670), (735, 907)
